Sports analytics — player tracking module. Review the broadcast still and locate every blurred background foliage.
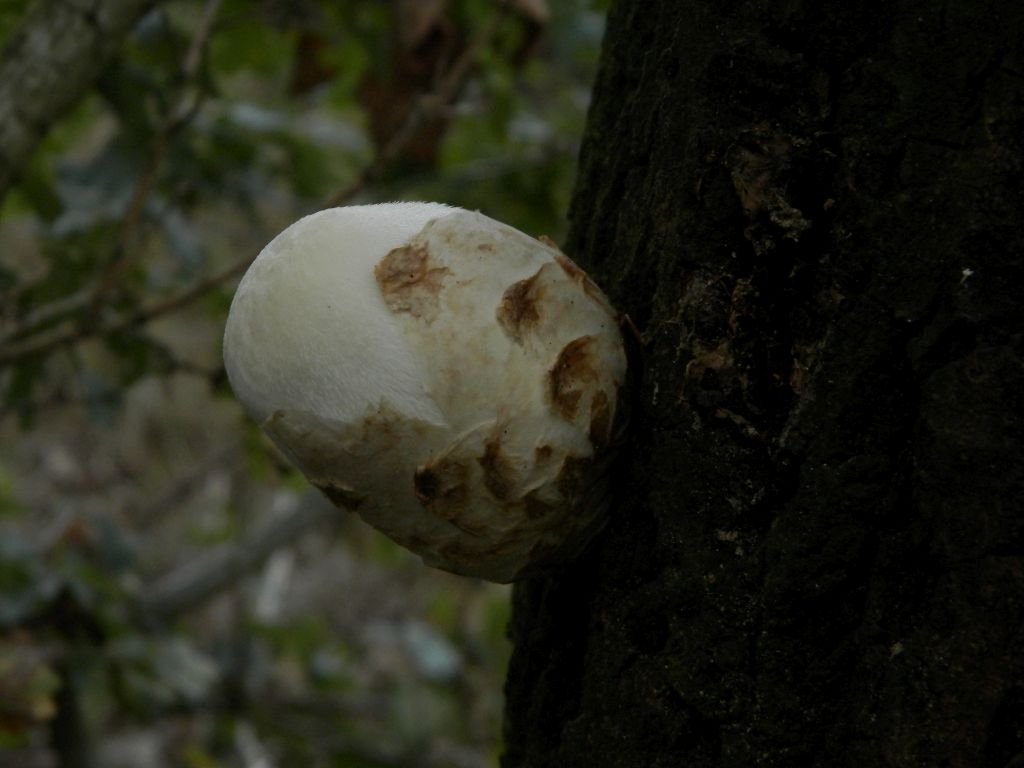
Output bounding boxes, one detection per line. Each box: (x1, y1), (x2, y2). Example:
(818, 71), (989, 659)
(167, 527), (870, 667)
(0, 0), (606, 765)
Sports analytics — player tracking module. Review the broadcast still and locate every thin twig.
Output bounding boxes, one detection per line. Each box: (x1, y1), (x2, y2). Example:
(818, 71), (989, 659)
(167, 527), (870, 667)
(0, 8), (512, 369)
(90, 0), (223, 308)
(0, 289), (92, 346)
(0, 254), (251, 367)
(182, 0), (223, 81)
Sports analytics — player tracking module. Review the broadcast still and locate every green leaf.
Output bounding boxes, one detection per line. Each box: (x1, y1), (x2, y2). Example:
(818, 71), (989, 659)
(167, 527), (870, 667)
(208, 11), (291, 81)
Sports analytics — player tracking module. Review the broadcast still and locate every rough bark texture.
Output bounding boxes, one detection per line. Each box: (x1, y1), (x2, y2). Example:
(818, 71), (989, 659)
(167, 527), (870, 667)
(0, 0), (156, 202)
(503, 1), (1024, 767)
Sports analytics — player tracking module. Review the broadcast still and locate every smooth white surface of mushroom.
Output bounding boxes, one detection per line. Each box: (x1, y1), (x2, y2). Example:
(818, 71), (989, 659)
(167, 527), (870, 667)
(223, 203), (626, 582)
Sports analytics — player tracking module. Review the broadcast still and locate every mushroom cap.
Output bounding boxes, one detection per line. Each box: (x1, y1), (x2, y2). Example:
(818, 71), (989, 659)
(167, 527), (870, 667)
(224, 203), (627, 582)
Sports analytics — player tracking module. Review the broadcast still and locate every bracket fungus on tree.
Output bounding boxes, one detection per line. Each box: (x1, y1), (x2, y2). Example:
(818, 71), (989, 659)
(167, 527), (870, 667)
(223, 203), (627, 582)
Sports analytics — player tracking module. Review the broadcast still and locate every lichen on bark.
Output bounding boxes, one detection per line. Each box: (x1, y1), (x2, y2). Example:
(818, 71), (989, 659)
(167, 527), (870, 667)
(0, 0), (158, 202)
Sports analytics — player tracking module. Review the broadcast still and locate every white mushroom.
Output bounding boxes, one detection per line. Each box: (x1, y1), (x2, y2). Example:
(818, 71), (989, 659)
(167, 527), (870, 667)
(223, 203), (627, 582)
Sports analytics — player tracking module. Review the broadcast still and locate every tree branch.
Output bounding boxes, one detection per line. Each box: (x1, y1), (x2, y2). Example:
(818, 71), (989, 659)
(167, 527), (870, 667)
(0, 253), (252, 367)
(0, 3), (511, 369)
(0, 0), (160, 204)
(134, 490), (338, 624)
(91, 0), (223, 307)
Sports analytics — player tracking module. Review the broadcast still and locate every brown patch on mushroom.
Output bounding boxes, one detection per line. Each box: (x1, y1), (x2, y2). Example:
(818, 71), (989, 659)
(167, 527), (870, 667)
(548, 335), (599, 421)
(345, 403), (407, 454)
(375, 243), (450, 320)
(588, 389), (611, 447)
(315, 481), (365, 510)
(413, 455), (471, 525)
(478, 437), (519, 501)
(534, 443), (554, 464)
(496, 270), (543, 343)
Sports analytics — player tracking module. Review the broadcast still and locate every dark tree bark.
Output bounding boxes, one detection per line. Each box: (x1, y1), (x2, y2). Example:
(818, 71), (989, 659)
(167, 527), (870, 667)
(503, 1), (1024, 767)
(0, 0), (157, 203)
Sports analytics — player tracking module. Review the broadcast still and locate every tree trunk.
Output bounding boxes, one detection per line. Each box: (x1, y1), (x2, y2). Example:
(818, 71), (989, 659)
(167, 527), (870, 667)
(0, 0), (157, 203)
(502, 1), (1024, 766)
